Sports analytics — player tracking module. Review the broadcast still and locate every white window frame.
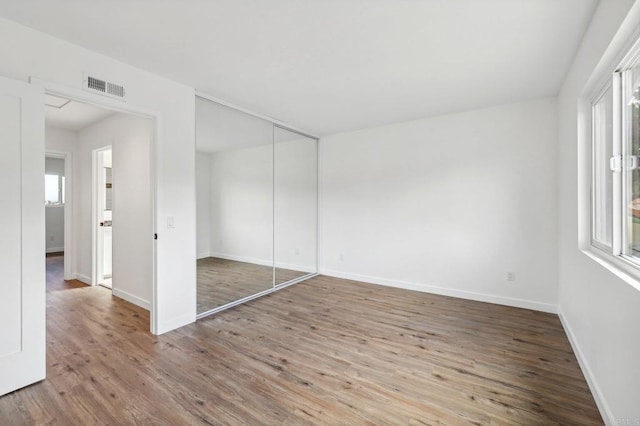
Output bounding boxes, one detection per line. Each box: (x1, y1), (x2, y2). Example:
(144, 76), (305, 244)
(584, 31), (640, 293)
(590, 79), (617, 253)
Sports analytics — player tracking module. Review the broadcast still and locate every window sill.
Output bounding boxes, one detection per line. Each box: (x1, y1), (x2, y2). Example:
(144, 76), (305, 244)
(582, 246), (640, 293)
(45, 204), (64, 208)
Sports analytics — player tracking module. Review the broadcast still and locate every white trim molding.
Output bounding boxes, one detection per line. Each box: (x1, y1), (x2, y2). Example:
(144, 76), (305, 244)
(319, 268), (558, 314)
(558, 308), (614, 425)
(73, 273), (92, 285)
(112, 288), (151, 311)
(207, 252), (317, 274)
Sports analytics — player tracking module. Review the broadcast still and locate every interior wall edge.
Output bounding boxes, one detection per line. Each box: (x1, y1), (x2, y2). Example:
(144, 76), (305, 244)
(557, 307), (613, 424)
(318, 268), (558, 314)
(157, 312), (198, 336)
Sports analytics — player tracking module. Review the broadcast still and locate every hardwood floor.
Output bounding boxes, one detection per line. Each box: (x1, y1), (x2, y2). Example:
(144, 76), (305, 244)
(45, 253), (86, 292)
(1, 255), (602, 424)
(197, 257), (310, 314)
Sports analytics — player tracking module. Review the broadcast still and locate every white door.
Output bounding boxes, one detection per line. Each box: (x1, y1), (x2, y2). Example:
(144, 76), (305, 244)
(0, 76), (45, 396)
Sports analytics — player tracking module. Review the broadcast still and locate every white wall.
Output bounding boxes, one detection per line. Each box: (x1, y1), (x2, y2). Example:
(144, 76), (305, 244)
(45, 126), (76, 153)
(196, 152), (211, 259)
(557, 0), (640, 423)
(0, 17), (196, 333)
(44, 157), (64, 253)
(74, 114), (153, 309)
(320, 98), (558, 312)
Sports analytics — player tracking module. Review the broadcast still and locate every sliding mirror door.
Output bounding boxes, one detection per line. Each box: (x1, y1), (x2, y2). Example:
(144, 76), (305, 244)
(274, 126), (318, 285)
(195, 97), (274, 315)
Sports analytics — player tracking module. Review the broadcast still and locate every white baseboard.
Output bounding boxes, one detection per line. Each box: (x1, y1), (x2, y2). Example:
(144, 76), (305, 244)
(318, 268), (558, 314)
(196, 252), (210, 260)
(274, 260), (316, 274)
(73, 273), (92, 285)
(208, 252), (315, 273)
(112, 288), (150, 311)
(46, 247), (64, 253)
(558, 308), (612, 425)
(209, 252), (273, 267)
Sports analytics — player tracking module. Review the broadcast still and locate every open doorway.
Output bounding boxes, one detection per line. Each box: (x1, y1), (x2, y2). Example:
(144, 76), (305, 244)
(95, 147), (113, 289)
(44, 92), (155, 325)
(44, 153), (74, 292)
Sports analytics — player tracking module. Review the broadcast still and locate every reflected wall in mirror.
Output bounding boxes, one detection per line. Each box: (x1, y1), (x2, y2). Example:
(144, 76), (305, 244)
(196, 97), (274, 315)
(274, 126), (318, 285)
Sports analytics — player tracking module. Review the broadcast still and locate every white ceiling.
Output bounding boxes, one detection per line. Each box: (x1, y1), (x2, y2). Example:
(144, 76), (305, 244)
(0, 0), (597, 135)
(45, 96), (115, 131)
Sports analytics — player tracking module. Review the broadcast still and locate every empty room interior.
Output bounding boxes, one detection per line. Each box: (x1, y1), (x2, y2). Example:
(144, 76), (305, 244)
(1, 0), (639, 424)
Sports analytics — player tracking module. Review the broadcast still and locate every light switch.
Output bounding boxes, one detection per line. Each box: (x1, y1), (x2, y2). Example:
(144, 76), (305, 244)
(167, 216), (175, 228)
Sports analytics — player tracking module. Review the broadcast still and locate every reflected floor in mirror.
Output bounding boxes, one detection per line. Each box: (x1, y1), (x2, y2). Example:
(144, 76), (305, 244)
(197, 257), (308, 314)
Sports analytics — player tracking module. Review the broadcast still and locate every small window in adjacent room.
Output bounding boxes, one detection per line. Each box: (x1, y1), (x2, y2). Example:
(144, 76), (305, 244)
(45, 174), (65, 206)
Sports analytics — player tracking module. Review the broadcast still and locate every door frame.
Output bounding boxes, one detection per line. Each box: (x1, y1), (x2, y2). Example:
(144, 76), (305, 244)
(92, 146), (112, 287)
(44, 150), (73, 280)
(32, 77), (160, 334)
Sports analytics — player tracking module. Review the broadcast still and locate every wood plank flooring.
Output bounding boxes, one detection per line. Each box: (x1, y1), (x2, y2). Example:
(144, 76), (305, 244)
(197, 257), (309, 314)
(0, 255), (602, 424)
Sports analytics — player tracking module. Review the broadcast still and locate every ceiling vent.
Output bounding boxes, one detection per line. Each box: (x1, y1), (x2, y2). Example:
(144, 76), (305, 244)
(83, 74), (126, 101)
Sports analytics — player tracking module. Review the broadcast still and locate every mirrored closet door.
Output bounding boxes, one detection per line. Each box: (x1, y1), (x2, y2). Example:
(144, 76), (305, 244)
(195, 98), (274, 315)
(195, 96), (318, 317)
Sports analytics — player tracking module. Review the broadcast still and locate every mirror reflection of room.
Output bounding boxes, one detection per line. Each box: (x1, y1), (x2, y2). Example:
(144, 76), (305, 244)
(273, 126), (318, 285)
(196, 98), (275, 314)
(195, 97), (318, 316)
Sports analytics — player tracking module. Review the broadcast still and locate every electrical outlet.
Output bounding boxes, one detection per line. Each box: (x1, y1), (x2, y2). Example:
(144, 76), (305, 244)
(507, 272), (516, 282)
(339, 253), (345, 261)
(295, 248), (300, 255)
(49, 236), (54, 242)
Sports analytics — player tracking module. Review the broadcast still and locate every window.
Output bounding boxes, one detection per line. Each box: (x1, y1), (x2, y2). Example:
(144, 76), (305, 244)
(622, 63), (640, 259)
(45, 174), (65, 206)
(592, 83), (614, 250)
(591, 39), (640, 266)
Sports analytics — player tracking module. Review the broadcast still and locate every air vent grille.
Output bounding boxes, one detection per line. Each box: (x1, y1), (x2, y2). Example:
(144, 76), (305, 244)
(87, 76), (106, 93)
(107, 82), (125, 98)
(84, 74), (126, 100)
